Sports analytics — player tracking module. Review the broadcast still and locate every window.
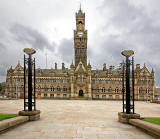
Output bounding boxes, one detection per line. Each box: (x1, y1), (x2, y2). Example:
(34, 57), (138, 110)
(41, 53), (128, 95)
(63, 94), (67, 97)
(78, 77), (83, 82)
(115, 88), (119, 93)
(109, 80), (112, 84)
(102, 95), (106, 99)
(38, 86), (41, 92)
(139, 88), (143, 94)
(108, 88), (112, 93)
(96, 95), (99, 99)
(50, 94), (54, 98)
(44, 87), (48, 91)
(146, 88), (149, 94)
(115, 95), (119, 99)
(63, 87), (67, 91)
(96, 88), (99, 92)
(57, 87), (61, 91)
(115, 80), (119, 84)
(51, 87), (54, 92)
(102, 87), (106, 93)
(63, 79), (68, 83)
(140, 96), (144, 100)
(56, 79), (61, 83)
(102, 80), (106, 84)
(109, 95), (112, 99)
(21, 85), (24, 91)
(44, 93), (47, 97)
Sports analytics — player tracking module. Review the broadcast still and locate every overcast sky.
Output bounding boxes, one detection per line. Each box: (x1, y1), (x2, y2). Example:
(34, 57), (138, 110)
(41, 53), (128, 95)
(0, 0), (160, 87)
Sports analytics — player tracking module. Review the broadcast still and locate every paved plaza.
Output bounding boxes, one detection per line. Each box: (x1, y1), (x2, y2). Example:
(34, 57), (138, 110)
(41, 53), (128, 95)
(0, 100), (160, 139)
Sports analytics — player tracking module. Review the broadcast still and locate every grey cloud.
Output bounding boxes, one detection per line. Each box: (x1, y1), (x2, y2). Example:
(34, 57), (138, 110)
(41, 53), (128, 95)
(94, 0), (160, 86)
(147, 62), (160, 87)
(0, 62), (8, 76)
(90, 35), (132, 67)
(87, 46), (94, 60)
(0, 42), (6, 50)
(57, 38), (73, 63)
(0, 62), (10, 83)
(10, 24), (55, 51)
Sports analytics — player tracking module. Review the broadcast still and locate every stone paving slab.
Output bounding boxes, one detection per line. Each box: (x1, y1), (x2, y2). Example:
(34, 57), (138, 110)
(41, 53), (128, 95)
(0, 100), (159, 139)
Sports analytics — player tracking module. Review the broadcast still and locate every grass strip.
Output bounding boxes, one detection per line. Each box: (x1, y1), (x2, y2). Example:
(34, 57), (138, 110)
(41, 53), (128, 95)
(0, 114), (17, 121)
(142, 118), (160, 125)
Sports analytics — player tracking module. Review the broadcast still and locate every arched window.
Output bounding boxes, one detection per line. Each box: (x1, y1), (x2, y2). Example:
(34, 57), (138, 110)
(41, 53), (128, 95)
(51, 86), (54, 92)
(108, 88), (112, 93)
(38, 86), (41, 92)
(21, 85), (24, 91)
(102, 87), (105, 93)
(96, 87), (99, 92)
(109, 80), (112, 84)
(115, 88), (119, 93)
(57, 86), (61, 91)
(146, 88), (149, 94)
(139, 87), (143, 94)
(63, 87), (67, 92)
(44, 87), (48, 91)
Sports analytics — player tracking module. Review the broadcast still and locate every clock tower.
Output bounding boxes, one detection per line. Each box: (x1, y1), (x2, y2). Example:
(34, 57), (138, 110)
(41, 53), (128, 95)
(74, 6), (87, 68)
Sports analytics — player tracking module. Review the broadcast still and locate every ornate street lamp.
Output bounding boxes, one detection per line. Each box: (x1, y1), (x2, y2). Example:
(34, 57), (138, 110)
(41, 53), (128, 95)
(23, 48), (36, 111)
(118, 50), (140, 123)
(19, 48), (40, 121)
(121, 50), (134, 114)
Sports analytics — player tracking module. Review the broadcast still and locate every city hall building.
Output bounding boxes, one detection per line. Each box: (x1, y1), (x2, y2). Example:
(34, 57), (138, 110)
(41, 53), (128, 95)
(5, 8), (155, 100)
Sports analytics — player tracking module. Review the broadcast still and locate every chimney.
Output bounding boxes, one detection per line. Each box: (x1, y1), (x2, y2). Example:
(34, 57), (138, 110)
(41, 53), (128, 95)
(103, 63), (106, 71)
(55, 63), (57, 70)
(136, 64), (140, 70)
(62, 63), (65, 71)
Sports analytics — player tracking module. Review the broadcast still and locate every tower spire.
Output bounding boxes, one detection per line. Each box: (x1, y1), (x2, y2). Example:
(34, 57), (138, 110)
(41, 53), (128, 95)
(79, 3), (82, 13)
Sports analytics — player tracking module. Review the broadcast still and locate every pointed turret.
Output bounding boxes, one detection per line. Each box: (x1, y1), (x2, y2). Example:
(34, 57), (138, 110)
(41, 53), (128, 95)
(151, 68), (154, 73)
(103, 63), (106, 71)
(151, 68), (154, 77)
(87, 61), (91, 69)
(78, 3), (82, 13)
(55, 62), (57, 70)
(70, 60), (74, 69)
(62, 63), (65, 71)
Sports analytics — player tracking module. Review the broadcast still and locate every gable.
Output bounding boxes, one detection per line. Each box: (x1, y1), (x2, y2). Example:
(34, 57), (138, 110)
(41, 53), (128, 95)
(14, 63), (23, 73)
(140, 66), (150, 76)
(75, 61), (86, 73)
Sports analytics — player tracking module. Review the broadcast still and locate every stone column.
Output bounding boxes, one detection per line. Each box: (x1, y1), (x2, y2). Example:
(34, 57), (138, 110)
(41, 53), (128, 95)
(71, 76), (74, 98)
(88, 76), (92, 99)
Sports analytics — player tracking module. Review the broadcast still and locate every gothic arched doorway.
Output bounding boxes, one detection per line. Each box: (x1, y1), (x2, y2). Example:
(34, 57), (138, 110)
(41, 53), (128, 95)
(79, 90), (84, 97)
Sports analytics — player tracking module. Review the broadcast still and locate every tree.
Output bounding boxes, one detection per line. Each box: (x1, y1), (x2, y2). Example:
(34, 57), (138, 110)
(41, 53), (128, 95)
(0, 83), (2, 92)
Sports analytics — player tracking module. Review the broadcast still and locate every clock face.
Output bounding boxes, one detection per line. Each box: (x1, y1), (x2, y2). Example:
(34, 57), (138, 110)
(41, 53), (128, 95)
(77, 32), (83, 37)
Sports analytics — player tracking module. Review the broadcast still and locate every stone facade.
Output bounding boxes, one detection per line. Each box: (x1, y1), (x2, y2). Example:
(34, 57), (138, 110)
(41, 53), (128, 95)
(5, 8), (155, 101)
(0, 82), (6, 96)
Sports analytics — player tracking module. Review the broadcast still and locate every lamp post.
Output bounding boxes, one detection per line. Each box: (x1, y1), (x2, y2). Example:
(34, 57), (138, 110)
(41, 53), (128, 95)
(118, 50), (140, 124)
(19, 48), (40, 121)
(24, 48), (36, 111)
(121, 50), (134, 114)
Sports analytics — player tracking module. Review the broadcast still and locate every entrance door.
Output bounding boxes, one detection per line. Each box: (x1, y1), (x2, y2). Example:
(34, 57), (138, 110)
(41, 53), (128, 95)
(79, 90), (84, 97)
